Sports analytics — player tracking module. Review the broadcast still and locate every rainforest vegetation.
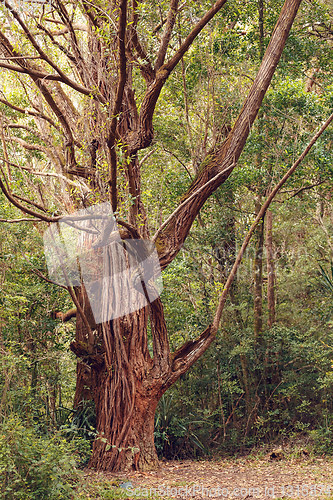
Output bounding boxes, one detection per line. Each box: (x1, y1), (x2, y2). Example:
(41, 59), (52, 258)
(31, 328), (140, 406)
(2, 0), (333, 497)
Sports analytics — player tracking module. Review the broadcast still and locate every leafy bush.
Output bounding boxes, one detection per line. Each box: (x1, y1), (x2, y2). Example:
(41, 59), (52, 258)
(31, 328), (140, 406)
(154, 394), (209, 459)
(0, 416), (80, 500)
(309, 419), (333, 455)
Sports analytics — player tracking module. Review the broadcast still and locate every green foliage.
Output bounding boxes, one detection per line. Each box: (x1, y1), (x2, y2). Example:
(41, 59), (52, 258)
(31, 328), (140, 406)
(0, 417), (80, 500)
(3, 0), (333, 472)
(317, 262), (333, 296)
(154, 394), (209, 459)
(310, 423), (333, 455)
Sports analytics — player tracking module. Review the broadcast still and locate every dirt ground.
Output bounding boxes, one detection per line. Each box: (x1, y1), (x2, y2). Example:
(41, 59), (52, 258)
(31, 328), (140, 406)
(93, 455), (333, 500)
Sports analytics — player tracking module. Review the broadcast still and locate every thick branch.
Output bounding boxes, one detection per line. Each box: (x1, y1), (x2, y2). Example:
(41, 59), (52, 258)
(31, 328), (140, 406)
(164, 325), (215, 389)
(166, 106), (333, 389)
(130, 0), (228, 152)
(212, 108), (333, 330)
(54, 308), (77, 322)
(107, 0), (128, 212)
(156, 0), (303, 269)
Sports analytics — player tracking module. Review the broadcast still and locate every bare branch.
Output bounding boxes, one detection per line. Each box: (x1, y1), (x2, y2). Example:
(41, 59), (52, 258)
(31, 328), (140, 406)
(15, 165), (90, 192)
(152, 162), (236, 243)
(0, 96), (60, 130)
(0, 60), (63, 79)
(155, 0), (179, 70)
(162, 147), (193, 179)
(37, 22), (79, 65)
(3, 2), (97, 99)
(0, 32), (81, 171)
(0, 31), (104, 104)
(52, 0), (89, 81)
(0, 173), (57, 222)
(31, 78), (78, 170)
(30, 267), (68, 289)
(285, 180), (326, 200)
(212, 109), (333, 331)
(0, 56), (100, 100)
(0, 217), (42, 223)
(0, 55), (41, 60)
(7, 135), (49, 153)
(129, 0), (153, 77)
(139, 148), (156, 167)
(129, 0), (228, 152)
(165, 0), (228, 73)
(12, 193), (47, 213)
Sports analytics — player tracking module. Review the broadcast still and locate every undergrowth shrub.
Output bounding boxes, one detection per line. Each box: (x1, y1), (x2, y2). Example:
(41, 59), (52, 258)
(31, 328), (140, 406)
(310, 425), (333, 455)
(0, 416), (81, 500)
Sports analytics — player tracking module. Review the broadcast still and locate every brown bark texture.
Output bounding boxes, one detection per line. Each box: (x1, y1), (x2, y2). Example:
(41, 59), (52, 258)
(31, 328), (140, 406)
(0, 0), (303, 471)
(253, 202), (265, 340)
(266, 210), (276, 328)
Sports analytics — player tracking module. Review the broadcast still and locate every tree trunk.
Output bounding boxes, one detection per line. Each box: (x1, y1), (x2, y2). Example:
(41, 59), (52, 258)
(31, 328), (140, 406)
(72, 307), (157, 470)
(89, 363), (160, 471)
(266, 210), (276, 328)
(88, 309), (156, 471)
(253, 200), (265, 340)
(71, 0), (303, 470)
(71, 282), (174, 471)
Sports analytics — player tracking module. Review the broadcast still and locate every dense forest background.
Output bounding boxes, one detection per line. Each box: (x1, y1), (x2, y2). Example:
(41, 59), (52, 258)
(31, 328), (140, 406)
(2, 0), (333, 496)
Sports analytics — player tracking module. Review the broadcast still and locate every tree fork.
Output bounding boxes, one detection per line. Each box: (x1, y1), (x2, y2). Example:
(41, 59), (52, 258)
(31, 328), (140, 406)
(0, 0), (305, 473)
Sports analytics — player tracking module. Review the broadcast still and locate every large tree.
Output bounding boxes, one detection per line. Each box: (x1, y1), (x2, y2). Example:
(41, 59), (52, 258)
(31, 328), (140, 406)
(0, 0), (302, 470)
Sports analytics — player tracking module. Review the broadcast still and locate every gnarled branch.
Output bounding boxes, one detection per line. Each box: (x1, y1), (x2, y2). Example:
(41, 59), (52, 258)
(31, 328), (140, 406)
(107, 0), (128, 212)
(155, 0), (303, 269)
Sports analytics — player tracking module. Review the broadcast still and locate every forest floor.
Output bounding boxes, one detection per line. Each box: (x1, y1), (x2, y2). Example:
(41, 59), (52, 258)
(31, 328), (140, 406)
(82, 454), (333, 500)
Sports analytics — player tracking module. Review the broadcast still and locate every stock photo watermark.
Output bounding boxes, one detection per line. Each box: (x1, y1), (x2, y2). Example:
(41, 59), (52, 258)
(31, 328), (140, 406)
(43, 202), (163, 324)
(125, 483), (332, 498)
(0, 0), (53, 16)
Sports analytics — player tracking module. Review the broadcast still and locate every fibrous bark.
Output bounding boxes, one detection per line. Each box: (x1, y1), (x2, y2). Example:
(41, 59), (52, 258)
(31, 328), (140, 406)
(0, 0), (303, 471)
